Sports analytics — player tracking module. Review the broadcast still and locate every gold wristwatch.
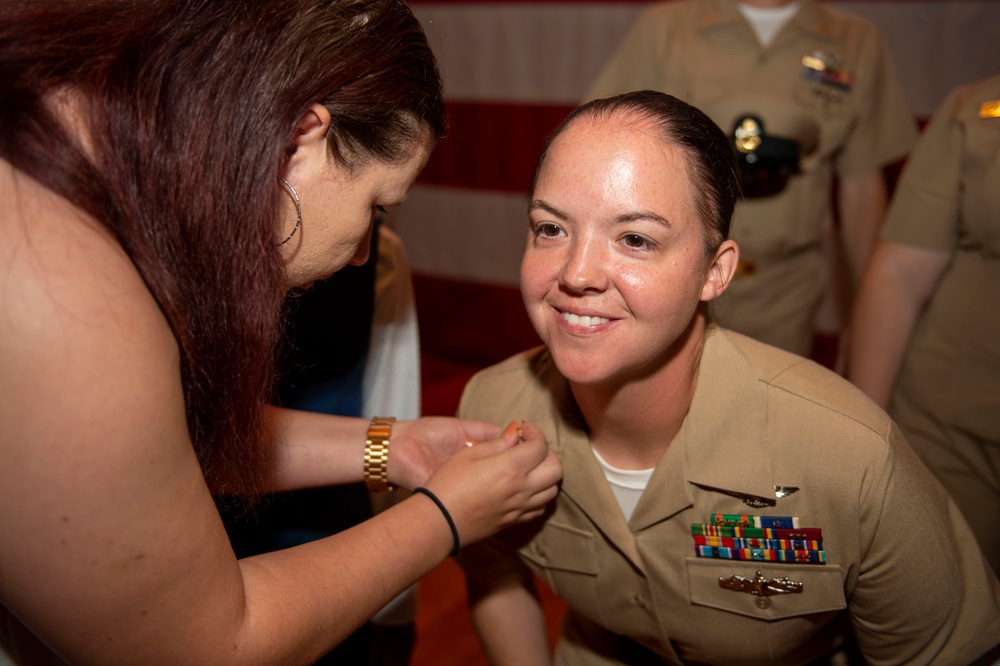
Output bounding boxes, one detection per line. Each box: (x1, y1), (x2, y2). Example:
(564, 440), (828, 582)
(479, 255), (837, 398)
(363, 416), (396, 493)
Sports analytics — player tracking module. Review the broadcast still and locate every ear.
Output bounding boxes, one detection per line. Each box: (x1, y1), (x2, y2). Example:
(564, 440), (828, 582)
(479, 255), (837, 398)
(700, 239), (740, 302)
(285, 103), (333, 172)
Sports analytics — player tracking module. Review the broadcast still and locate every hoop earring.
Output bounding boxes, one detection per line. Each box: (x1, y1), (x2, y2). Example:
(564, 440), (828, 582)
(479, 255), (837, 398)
(277, 178), (301, 246)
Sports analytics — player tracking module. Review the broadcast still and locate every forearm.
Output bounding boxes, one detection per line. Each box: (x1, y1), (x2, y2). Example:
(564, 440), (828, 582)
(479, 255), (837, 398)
(238, 421), (561, 664)
(262, 408), (522, 494)
(847, 241), (949, 408)
(847, 275), (915, 408)
(468, 573), (552, 666)
(233, 493), (454, 664)
(263, 406), (369, 492)
(838, 169), (889, 289)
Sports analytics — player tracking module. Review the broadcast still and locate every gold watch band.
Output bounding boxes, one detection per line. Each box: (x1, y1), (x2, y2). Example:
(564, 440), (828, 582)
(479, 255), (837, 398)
(364, 416), (396, 493)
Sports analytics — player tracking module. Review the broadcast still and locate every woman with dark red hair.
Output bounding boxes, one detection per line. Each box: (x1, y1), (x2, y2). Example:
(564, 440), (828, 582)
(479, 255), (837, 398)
(0, 1), (561, 662)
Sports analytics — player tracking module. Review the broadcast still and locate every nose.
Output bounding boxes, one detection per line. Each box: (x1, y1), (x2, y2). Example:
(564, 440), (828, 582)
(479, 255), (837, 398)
(560, 236), (608, 293)
(348, 223), (374, 266)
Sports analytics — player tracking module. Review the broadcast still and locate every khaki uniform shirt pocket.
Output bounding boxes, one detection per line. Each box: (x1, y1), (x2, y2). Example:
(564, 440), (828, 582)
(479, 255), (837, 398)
(792, 80), (854, 119)
(686, 558), (846, 621)
(521, 522), (603, 622)
(791, 81), (855, 164)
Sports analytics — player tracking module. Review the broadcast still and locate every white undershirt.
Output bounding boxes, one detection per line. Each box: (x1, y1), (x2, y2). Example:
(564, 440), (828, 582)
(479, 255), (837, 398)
(738, 2), (800, 47)
(591, 447), (655, 522)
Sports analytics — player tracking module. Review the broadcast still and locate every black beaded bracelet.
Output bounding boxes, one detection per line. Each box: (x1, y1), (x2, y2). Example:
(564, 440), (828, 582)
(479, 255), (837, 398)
(413, 487), (460, 557)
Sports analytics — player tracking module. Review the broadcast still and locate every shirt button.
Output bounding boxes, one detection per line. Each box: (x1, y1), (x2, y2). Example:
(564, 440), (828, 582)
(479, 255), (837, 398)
(534, 544), (547, 560)
(633, 595), (648, 609)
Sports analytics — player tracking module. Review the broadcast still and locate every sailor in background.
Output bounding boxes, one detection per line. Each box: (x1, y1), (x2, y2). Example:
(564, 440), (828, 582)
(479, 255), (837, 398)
(586, 0), (916, 358)
(849, 74), (1000, 576)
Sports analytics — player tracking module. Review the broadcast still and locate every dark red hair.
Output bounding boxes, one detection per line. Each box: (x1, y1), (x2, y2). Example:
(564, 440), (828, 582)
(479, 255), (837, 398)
(0, 0), (445, 496)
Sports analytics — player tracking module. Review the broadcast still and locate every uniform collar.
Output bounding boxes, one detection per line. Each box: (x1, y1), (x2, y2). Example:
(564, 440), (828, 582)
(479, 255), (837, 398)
(693, 0), (747, 31)
(629, 328), (776, 532)
(549, 382), (648, 566)
(784, 0), (836, 42)
(547, 328), (776, 567)
(696, 0), (834, 43)
(679, 327), (776, 502)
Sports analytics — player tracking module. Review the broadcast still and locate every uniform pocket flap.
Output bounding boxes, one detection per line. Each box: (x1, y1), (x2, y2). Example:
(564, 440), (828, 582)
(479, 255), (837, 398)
(686, 557), (846, 621)
(521, 521), (598, 576)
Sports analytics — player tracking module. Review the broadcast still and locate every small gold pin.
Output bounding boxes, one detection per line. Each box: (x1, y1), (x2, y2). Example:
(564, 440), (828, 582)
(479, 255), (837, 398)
(980, 100), (1000, 119)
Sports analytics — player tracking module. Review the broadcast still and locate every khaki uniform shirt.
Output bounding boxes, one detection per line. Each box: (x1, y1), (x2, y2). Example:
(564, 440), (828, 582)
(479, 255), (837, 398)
(881, 74), (1000, 443)
(586, 0), (916, 355)
(457, 329), (1000, 665)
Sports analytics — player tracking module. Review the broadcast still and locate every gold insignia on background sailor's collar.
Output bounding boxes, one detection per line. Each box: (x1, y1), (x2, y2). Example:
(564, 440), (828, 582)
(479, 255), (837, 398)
(980, 100), (1000, 118)
(719, 571), (804, 609)
(735, 260), (756, 278)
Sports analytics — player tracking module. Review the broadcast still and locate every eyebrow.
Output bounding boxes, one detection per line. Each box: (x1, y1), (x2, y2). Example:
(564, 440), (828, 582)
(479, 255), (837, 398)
(528, 200), (568, 220)
(529, 199), (671, 228)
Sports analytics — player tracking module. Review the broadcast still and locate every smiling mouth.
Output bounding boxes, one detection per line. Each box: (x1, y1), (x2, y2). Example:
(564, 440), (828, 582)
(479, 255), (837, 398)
(560, 310), (611, 327)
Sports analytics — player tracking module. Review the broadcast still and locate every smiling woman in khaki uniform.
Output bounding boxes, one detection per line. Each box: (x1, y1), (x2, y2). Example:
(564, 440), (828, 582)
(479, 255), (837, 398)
(850, 74), (1000, 577)
(456, 91), (1000, 665)
(585, 0), (916, 358)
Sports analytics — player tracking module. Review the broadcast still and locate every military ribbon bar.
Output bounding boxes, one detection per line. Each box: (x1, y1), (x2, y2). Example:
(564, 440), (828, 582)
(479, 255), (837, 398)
(693, 535), (822, 551)
(695, 545), (827, 564)
(692, 524), (823, 540)
(711, 514), (801, 528)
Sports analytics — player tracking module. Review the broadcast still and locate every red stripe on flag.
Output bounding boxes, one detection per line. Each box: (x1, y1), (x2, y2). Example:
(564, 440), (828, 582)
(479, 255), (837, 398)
(418, 101), (574, 193)
(418, 105), (929, 194)
(414, 273), (540, 366)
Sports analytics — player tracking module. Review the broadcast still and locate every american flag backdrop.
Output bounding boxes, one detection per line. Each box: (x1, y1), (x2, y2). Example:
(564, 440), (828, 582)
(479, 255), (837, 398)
(390, 0), (1000, 373)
